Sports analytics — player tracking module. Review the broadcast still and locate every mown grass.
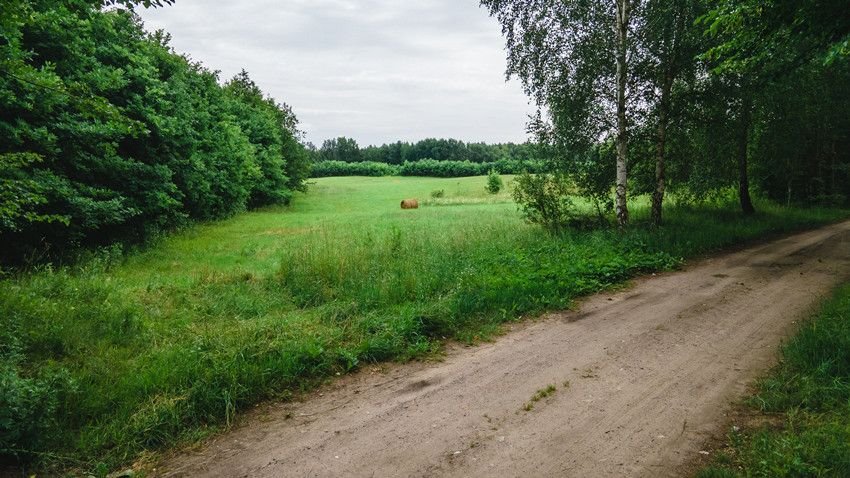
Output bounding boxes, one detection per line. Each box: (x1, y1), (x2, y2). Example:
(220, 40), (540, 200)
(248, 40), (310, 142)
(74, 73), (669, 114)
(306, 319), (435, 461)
(1, 176), (847, 475)
(698, 284), (850, 478)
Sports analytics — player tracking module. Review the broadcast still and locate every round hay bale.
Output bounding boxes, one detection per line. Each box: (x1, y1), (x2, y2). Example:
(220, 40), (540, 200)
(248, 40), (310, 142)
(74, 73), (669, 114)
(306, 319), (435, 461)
(400, 199), (419, 209)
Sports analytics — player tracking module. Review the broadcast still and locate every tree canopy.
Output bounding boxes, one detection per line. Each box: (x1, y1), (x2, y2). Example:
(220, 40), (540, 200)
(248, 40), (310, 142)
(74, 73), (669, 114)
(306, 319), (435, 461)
(701, 0), (850, 75)
(483, 0), (850, 230)
(0, 0), (309, 265)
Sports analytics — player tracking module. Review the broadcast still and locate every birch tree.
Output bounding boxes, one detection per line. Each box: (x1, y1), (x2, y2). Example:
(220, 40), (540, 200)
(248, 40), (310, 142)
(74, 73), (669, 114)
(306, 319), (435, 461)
(637, 0), (705, 225)
(613, 0), (630, 225)
(481, 0), (634, 226)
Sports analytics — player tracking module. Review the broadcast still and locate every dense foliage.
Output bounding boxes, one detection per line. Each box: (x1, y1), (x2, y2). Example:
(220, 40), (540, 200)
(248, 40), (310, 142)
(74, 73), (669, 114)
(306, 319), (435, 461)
(483, 0), (850, 229)
(310, 158), (546, 178)
(0, 0), (309, 265)
(701, 0), (850, 75)
(311, 160), (400, 178)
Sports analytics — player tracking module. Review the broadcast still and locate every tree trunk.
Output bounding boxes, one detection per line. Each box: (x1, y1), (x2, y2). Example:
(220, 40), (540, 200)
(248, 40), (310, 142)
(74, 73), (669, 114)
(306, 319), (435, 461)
(651, 72), (673, 227)
(738, 94), (756, 215)
(615, 0), (630, 227)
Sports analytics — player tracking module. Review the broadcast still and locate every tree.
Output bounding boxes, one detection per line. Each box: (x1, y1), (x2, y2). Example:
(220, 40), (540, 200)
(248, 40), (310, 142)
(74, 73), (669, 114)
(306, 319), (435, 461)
(99, 0), (175, 7)
(638, 0), (705, 225)
(486, 168), (503, 194)
(0, 1), (308, 264)
(698, 0), (850, 215)
(482, 0), (713, 227)
(613, 0), (631, 226)
(748, 61), (850, 206)
(735, 83), (756, 215)
(224, 70), (310, 204)
(701, 0), (850, 76)
(319, 137), (361, 163)
(481, 0), (634, 225)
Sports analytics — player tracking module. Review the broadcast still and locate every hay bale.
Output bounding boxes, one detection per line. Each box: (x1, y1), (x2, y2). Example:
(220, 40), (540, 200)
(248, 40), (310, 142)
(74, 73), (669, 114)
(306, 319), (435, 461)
(400, 199), (419, 209)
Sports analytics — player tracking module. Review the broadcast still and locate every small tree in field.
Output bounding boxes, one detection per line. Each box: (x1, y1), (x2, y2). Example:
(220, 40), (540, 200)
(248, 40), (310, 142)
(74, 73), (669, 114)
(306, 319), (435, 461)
(486, 169), (503, 194)
(512, 172), (574, 234)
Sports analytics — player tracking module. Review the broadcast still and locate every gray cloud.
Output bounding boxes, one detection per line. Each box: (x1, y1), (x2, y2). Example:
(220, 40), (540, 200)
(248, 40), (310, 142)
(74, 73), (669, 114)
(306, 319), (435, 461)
(139, 0), (532, 146)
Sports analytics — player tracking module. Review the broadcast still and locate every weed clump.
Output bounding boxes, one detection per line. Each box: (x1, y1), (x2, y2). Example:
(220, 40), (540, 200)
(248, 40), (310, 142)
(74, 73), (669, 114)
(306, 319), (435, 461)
(523, 384), (558, 411)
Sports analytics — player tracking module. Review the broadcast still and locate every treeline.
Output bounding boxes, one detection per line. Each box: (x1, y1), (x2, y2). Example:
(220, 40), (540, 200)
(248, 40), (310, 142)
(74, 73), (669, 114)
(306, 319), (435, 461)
(483, 0), (850, 228)
(311, 137), (538, 177)
(311, 158), (546, 178)
(0, 0), (310, 265)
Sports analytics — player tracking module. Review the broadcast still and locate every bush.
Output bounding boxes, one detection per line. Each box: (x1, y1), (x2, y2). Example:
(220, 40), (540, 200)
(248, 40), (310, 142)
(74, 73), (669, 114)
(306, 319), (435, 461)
(490, 158), (547, 175)
(0, 323), (74, 462)
(512, 172), (575, 234)
(0, 364), (73, 461)
(430, 189), (446, 198)
(486, 169), (503, 194)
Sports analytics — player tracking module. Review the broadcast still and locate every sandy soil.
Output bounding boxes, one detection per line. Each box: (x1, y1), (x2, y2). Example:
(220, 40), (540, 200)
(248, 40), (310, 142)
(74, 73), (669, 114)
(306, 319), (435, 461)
(157, 221), (850, 478)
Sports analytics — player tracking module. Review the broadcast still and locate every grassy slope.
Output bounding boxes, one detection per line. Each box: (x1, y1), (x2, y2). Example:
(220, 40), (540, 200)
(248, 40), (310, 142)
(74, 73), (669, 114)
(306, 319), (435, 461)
(698, 284), (850, 478)
(1, 176), (847, 474)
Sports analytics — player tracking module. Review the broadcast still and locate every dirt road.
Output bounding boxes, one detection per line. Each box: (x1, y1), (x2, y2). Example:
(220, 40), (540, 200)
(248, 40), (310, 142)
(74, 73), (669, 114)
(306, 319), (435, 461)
(159, 221), (850, 477)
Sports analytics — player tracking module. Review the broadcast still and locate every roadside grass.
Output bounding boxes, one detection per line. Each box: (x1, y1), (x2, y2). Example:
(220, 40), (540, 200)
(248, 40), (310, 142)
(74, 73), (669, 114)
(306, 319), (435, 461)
(1, 175), (847, 475)
(698, 284), (850, 478)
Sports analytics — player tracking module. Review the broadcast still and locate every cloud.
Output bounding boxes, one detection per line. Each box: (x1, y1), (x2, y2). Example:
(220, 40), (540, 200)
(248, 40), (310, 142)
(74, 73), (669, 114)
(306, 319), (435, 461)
(139, 0), (533, 146)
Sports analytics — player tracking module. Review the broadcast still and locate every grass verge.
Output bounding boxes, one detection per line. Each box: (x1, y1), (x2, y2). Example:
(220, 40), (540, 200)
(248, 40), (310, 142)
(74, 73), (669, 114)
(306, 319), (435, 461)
(698, 284), (850, 478)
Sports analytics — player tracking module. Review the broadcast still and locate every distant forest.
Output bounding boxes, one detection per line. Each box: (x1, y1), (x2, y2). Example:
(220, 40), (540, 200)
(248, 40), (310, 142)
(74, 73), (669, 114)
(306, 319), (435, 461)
(308, 137), (545, 178)
(311, 137), (538, 164)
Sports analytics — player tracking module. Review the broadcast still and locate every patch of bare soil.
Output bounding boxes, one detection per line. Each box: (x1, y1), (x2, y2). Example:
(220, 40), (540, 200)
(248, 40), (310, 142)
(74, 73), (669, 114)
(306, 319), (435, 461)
(156, 221), (850, 478)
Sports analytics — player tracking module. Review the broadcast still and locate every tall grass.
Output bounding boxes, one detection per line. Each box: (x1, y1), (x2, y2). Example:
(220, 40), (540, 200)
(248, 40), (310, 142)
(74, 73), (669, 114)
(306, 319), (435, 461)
(1, 176), (847, 475)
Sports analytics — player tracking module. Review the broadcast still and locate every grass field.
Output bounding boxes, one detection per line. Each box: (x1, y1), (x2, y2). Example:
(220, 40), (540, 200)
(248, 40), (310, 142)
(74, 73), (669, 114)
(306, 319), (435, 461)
(1, 175), (847, 474)
(698, 284), (850, 478)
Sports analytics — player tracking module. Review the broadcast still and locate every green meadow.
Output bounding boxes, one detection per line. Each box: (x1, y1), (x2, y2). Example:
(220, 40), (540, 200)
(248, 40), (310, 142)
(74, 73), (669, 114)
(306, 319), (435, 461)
(1, 176), (847, 473)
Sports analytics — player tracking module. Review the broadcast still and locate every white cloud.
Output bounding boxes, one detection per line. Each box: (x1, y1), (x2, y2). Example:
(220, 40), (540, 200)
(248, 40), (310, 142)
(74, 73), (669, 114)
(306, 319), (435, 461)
(138, 0), (532, 146)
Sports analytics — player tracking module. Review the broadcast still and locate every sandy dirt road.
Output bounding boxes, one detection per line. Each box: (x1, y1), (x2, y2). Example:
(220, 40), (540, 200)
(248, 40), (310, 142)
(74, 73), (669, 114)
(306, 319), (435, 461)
(158, 221), (850, 478)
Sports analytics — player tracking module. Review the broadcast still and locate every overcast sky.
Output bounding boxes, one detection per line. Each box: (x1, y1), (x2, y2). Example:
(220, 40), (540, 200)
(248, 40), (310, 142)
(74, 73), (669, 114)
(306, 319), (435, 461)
(138, 0), (533, 147)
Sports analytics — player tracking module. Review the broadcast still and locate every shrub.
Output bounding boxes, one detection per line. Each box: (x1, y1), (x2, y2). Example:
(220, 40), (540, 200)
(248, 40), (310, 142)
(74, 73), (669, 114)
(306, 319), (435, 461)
(430, 189), (446, 198)
(512, 172), (575, 234)
(486, 169), (503, 194)
(0, 324), (75, 463)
